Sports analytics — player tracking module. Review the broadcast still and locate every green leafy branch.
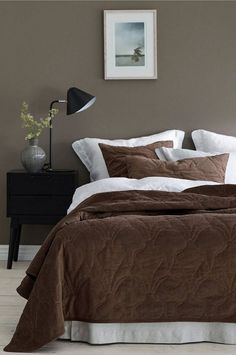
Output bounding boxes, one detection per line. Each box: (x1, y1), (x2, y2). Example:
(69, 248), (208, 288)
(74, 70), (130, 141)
(20, 102), (58, 140)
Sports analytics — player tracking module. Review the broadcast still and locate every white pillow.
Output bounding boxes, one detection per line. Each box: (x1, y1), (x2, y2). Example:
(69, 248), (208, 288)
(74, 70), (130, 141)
(155, 147), (216, 161)
(192, 129), (236, 153)
(155, 147), (236, 184)
(72, 130), (185, 181)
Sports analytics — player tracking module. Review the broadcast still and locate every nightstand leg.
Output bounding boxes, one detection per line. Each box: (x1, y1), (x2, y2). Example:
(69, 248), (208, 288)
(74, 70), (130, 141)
(13, 225), (22, 262)
(7, 220), (18, 269)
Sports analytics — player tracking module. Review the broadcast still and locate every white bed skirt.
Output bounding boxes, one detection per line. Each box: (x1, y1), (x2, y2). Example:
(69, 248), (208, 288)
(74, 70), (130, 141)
(60, 321), (236, 344)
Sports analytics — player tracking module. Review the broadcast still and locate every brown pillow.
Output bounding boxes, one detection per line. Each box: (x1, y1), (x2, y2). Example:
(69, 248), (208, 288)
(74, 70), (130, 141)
(99, 141), (173, 177)
(126, 154), (229, 183)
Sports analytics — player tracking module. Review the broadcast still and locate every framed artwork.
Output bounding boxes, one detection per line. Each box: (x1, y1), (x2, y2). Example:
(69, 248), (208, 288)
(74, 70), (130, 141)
(104, 10), (157, 80)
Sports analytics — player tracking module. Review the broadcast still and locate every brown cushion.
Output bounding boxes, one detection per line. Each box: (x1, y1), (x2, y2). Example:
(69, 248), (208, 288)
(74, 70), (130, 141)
(99, 141), (173, 177)
(126, 154), (229, 183)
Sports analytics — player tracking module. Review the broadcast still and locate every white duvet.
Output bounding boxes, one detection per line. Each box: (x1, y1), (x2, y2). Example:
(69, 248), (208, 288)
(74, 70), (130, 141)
(68, 176), (219, 213)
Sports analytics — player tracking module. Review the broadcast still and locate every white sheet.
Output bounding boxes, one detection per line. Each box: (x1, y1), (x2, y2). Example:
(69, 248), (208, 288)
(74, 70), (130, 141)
(68, 176), (219, 213)
(61, 321), (236, 345)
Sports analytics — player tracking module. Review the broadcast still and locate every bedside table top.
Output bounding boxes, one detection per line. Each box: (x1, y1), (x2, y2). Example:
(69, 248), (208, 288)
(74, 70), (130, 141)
(8, 169), (77, 175)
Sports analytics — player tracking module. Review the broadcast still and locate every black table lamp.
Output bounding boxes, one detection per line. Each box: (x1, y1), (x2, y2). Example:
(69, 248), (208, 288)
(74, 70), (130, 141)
(47, 87), (96, 170)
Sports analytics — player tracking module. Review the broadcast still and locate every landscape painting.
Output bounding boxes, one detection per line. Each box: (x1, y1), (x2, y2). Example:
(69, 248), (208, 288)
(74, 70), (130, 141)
(104, 10), (157, 79)
(115, 22), (145, 67)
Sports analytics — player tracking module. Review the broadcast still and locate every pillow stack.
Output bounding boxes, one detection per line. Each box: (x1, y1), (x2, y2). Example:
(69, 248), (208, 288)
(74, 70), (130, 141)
(72, 130), (185, 181)
(72, 129), (236, 184)
(155, 130), (236, 184)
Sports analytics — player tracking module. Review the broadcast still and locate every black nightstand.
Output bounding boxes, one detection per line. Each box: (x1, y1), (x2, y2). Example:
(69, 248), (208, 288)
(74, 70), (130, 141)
(6, 170), (77, 269)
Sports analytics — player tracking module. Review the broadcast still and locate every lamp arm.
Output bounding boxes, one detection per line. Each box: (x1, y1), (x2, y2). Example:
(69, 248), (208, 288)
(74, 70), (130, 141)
(47, 99), (67, 171)
(49, 100), (66, 111)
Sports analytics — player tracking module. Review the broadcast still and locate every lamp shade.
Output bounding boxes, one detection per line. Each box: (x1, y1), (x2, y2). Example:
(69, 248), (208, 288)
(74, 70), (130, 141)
(66, 87), (96, 115)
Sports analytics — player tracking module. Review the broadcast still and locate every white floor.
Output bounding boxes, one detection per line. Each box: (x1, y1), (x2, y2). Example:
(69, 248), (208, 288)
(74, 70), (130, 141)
(1, 261), (236, 354)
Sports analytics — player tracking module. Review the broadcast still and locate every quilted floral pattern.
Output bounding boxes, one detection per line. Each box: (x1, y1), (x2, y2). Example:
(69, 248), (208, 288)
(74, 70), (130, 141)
(5, 188), (236, 352)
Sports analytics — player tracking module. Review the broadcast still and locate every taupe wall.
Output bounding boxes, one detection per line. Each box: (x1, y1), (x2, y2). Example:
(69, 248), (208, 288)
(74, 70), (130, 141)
(1, 1), (236, 245)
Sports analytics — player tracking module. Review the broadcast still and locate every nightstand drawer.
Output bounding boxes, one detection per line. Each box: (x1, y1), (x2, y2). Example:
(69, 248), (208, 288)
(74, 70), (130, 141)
(6, 169), (78, 269)
(7, 196), (72, 216)
(7, 172), (76, 195)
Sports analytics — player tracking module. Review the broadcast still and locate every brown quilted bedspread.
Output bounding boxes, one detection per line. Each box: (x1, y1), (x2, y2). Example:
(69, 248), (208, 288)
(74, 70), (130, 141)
(5, 186), (236, 352)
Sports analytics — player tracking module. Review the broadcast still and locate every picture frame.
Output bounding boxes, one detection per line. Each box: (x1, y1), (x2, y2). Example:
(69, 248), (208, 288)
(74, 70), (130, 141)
(104, 9), (157, 80)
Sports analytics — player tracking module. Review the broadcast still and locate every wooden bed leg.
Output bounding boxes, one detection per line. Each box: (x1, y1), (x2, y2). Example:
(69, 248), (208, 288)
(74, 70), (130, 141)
(7, 219), (18, 269)
(13, 225), (22, 262)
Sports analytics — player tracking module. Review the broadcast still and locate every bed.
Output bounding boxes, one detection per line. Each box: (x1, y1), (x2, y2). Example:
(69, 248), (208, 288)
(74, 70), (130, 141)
(4, 129), (236, 352)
